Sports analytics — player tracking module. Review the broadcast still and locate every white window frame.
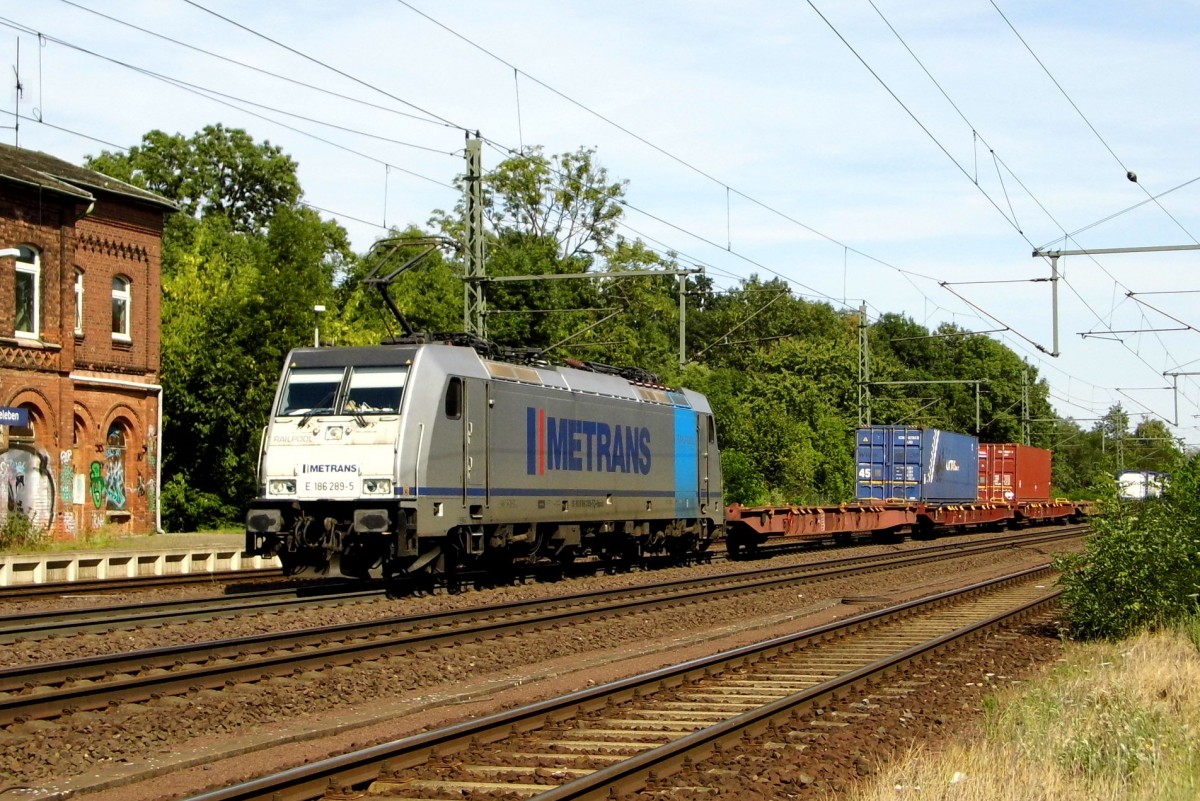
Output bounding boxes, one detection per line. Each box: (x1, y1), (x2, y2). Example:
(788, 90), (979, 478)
(74, 269), (85, 336)
(14, 246), (40, 340)
(111, 275), (131, 341)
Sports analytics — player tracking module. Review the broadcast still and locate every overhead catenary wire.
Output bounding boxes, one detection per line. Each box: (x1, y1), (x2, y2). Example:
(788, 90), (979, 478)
(76, 0), (1010, 352)
(401, 5), (988, 327)
(990, 0), (1199, 246)
(56, 0), (456, 130)
(179, 0), (464, 132)
(821, 0), (1200, 423)
(12, 2), (1194, 429)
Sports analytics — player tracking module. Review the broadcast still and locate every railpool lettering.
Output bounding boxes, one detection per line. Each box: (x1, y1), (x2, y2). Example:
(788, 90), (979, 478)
(526, 407), (651, 475)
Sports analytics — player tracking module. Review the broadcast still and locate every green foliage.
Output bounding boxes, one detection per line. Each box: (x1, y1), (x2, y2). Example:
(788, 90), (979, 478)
(90, 127), (351, 531)
(331, 227), (463, 344)
(1055, 455), (1200, 639)
(159, 474), (237, 534)
(87, 124), (301, 233)
(0, 510), (45, 549)
(477, 145), (626, 261)
(719, 450), (769, 506)
(87, 124), (1174, 529)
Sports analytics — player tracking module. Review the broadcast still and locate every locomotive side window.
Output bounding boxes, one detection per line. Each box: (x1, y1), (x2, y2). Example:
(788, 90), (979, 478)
(278, 368), (344, 416)
(345, 366), (408, 414)
(444, 377), (462, 419)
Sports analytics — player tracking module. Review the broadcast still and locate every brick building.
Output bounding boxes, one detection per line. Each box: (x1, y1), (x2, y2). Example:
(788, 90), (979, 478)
(0, 143), (174, 539)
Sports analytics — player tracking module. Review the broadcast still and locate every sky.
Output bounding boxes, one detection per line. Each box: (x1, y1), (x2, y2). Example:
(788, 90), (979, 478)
(3, 1), (1200, 447)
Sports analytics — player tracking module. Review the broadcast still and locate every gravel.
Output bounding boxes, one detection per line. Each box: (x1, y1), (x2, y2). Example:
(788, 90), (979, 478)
(3, 530), (1082, 799)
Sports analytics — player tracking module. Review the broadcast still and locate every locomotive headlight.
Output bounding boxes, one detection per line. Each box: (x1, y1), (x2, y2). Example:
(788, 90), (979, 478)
(362, 478), (393, 495)
(268, 479), (297, 495)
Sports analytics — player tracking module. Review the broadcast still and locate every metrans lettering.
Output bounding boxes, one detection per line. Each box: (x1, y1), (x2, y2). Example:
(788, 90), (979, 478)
(302, 464), (359, 474)
(526, 407), (652, 475)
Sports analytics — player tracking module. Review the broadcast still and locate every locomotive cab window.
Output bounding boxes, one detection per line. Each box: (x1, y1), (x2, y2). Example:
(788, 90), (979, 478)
(344, 366), (407, 414)
(444, 377), (462, 419)
(278, 368), (344, 416)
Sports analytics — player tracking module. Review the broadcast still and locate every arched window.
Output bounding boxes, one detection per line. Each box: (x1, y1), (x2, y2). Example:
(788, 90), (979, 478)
(2, 404), (53, 530)
(12, 246), (40, 339)
(104, 421), (128, 511)
(74, 269), (85, 336)
(111, 276), (131, 341)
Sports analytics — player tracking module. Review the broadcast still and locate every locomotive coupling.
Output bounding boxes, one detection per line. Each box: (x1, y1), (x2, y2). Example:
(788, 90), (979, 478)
(353, 509), (390, 533)
(247, 509), (283, 533)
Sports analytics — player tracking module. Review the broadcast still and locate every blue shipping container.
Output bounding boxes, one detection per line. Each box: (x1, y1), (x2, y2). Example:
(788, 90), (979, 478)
(855, 426), (979, 502)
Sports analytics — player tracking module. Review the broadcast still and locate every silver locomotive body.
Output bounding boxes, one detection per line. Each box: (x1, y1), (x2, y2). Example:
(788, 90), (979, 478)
(245, 343), (724, 579)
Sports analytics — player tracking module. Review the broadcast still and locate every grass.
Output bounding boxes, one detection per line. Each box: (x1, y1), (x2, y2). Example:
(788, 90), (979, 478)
(0, 512), (242, 555)
(836, 621), (1200, 801)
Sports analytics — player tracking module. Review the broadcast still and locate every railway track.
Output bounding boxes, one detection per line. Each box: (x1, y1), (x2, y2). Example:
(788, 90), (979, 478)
(0, 528), (1081, 729)
(185, 566), (1060, 801)
(2, 526), (1086, 644)
(0, 522), (1077, 604)
(0, 580), (383, 644)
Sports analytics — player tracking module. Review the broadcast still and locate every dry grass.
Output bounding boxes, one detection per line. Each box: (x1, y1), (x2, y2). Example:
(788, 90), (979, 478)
(837, 621), (1200, 801)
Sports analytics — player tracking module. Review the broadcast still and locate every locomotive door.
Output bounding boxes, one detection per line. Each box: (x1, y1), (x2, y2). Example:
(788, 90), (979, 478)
(698, 414), (713, 509)
(462, 378), (489, 513)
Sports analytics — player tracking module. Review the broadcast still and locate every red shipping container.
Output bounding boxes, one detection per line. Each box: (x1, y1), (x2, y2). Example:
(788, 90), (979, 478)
(978, 443), (1052, 502)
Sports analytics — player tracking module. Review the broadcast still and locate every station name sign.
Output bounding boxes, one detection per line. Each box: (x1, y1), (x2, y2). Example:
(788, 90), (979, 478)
(0, 406), (29, 427)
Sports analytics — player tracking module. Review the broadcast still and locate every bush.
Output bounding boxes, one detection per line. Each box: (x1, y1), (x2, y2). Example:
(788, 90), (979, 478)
(0, 509), (47, 549)
(721, 449), (770, 506)
(160, 473), (240, 532)
(1055, 456), (1200, 640)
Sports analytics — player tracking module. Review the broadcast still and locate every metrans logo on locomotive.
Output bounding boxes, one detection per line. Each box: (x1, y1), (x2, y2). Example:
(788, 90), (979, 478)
(526, 407), (652, 475)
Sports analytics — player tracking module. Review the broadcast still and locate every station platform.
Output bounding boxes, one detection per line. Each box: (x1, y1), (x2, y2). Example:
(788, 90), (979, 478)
(0, 531), (281, 587)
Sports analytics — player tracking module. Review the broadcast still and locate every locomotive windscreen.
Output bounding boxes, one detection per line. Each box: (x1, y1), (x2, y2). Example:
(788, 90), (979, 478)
(278, 368), (343, 416)
(276, 365), (408, 416)
(344, 367), (407, 414)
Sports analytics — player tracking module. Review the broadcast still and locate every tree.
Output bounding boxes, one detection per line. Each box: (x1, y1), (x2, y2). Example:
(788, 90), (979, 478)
(89, 127), (349, 530)
(479, 146), (626, 262)
(1128, 418), (1183, 470)
(329, 227), (464, 346)
(430, 146), (681, 366)
(87, 124), (302, 234)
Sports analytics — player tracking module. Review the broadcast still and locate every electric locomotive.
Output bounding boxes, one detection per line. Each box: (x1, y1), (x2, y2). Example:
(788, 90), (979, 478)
(244, 338), (724, 580)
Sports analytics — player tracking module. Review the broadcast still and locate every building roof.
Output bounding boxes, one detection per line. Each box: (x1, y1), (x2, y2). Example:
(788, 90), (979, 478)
(0, 142), (176, 212)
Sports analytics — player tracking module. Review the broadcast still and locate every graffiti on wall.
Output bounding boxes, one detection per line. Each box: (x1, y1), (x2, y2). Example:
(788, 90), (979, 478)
(104, 423), (127, 512)
(0, 418), (157, 535)
(0, 446), (57, 531)
(145, 425), (157, 521)
(59, 450), (75, 505)
(89, 462), (104, 508)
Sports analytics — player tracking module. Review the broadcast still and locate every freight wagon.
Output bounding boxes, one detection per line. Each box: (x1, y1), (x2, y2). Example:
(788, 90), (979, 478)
(727, 429), (1088, 554)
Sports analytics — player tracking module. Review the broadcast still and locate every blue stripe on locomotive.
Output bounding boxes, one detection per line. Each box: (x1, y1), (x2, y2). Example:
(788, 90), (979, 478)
(674, 407), (699, 516)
